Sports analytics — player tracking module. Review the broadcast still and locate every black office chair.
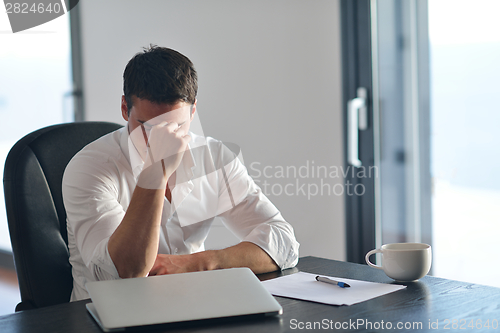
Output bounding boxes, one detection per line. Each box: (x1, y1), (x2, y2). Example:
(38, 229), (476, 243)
(3, 122), (123, 311)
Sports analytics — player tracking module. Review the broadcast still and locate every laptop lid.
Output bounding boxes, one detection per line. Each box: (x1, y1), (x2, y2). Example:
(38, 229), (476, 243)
(85, 267), (282, 331)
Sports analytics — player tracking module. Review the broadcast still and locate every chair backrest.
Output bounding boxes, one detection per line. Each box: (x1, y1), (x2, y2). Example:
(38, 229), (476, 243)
(3, 122), (123, 311)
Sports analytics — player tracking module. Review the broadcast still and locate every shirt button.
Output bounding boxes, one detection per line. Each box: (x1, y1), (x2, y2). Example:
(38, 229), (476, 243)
(174, 248), (178, 254)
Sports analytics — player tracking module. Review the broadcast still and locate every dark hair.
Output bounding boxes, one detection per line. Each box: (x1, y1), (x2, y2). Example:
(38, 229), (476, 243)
(123, 45), (198, 114)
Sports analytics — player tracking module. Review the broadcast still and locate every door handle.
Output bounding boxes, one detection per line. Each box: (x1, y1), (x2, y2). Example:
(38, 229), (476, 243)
(347, 87), (368, 167)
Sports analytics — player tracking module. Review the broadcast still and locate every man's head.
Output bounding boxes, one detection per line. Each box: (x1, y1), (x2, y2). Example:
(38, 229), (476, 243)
(122, 45), (198, 116)
(122, 45), (198, 136)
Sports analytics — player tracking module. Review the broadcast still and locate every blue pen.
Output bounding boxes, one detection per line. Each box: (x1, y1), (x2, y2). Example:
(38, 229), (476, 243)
(316, 275), (351, 288)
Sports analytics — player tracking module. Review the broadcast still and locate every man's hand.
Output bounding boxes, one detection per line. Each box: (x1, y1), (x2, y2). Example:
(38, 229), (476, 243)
(135, 121), (191, 190)
(146, 121), (191, 175)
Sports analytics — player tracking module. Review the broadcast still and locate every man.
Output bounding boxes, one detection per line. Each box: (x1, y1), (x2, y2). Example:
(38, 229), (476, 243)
(62, 45), (299, 301)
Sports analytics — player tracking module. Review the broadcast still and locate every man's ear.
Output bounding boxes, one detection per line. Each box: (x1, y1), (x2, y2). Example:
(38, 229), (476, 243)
(121, 96), (129, 121)
(190, 99), (197, 120)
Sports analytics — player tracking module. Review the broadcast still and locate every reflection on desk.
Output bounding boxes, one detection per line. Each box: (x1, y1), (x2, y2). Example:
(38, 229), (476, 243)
(1, 256), (499, 333)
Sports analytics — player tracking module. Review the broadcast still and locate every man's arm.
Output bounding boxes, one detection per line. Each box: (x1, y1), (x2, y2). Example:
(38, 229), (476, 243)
(107, 183), (165, 278)
(149, 241), (279, 276)
(108, 122), (190, 278)
(209, 241), (280, 273)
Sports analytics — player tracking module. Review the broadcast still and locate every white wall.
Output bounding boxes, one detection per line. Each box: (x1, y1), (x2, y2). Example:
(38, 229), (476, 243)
(79, 0), (345, 261)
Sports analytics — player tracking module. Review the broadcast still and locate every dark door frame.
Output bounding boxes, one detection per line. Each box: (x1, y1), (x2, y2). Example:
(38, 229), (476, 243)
(341, 0), (376, 264)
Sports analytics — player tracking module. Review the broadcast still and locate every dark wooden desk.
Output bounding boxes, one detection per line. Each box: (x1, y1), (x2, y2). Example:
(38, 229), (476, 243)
(1, 256), (499, 332)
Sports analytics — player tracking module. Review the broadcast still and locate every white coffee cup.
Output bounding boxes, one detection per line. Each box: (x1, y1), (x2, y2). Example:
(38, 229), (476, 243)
(365, 243), (432, 282)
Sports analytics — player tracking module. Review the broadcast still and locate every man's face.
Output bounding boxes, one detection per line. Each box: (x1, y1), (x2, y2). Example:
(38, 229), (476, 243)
(121, 95), (195, 135)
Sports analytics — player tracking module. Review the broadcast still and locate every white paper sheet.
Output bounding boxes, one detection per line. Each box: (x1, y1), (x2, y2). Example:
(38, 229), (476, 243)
(261, 272), (406, 306)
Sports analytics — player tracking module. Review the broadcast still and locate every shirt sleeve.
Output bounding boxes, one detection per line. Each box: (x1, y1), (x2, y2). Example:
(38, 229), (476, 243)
(214, 142), (300, 269)
(62, 152), (124, 281)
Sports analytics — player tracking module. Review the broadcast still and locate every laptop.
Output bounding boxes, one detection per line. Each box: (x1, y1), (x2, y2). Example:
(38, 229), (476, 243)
(85, 267), (282, 332)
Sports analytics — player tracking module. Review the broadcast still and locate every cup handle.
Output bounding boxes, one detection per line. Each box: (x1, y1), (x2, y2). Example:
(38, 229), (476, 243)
(365, 249), (383, 269)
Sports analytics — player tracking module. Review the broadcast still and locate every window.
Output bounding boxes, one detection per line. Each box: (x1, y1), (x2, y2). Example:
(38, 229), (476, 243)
(342, 0), (500, 287)
(0, 11), (73, 252)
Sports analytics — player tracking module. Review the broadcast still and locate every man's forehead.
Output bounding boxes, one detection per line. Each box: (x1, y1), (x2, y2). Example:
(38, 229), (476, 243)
(137, 104), (191, 124)
(132, 95), (188, 108)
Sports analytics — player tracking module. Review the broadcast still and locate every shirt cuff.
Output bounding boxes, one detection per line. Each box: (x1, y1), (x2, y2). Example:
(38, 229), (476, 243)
(243, 223), (300, 270)
(88, 238), (120, 281)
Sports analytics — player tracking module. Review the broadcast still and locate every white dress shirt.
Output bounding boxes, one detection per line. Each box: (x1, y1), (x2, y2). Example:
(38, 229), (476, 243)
(62, 127), (299, 301)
